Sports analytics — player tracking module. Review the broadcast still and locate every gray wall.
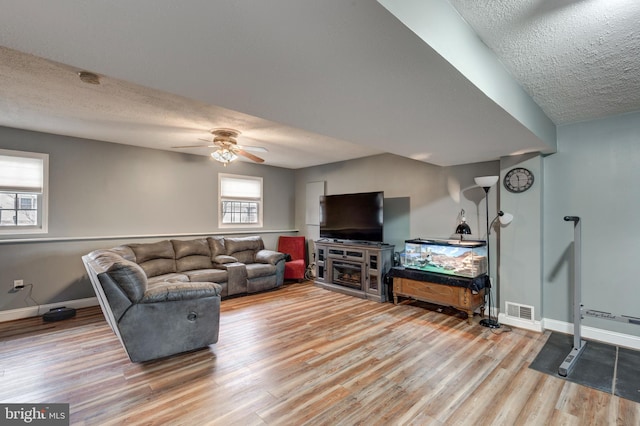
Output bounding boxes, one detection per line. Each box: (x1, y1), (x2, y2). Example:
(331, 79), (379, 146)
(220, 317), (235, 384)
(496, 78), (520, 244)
(294, 153), (500, 267)
(498, 111), (640, 337)
(0, 126), (295, 311)
(499, 153), (544, 321)
(542, 111), (640, 336)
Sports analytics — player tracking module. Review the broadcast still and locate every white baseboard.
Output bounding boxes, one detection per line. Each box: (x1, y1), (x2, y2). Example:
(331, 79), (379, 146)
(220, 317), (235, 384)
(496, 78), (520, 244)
(542, 318), (640, 351)
(493, 313), (639, 350)
(498, 313), (544, 332)
(0, 297), (99, 323)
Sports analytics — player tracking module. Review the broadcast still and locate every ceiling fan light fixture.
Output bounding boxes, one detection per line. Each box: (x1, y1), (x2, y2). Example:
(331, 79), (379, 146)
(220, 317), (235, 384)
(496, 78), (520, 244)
(211, 148), (238, 166)
(174, 127), (265, 164)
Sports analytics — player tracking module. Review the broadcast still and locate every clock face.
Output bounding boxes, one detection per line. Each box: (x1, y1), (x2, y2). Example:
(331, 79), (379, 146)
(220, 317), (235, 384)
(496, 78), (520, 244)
(504, 167), (534, 193)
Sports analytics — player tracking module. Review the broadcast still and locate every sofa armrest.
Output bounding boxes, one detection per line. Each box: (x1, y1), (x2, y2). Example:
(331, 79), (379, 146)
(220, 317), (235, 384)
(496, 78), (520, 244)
(214, 255), (238, 264)
(255, 249), (287, 265)
(141, 281), (222, 303)
(93, 255), (148, 303)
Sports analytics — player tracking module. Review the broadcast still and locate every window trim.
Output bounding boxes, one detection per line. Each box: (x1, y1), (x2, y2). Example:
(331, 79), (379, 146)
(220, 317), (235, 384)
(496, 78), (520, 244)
(218, 173), (263, 229)
(0, 149), (49, 235)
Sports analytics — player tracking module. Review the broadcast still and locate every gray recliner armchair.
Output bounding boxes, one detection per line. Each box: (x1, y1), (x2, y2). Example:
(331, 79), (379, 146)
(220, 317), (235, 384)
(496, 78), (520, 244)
(82, 249), (222, 363)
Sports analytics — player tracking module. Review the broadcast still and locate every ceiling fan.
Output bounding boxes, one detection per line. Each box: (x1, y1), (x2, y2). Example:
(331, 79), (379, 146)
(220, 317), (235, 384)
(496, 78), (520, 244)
(172, 128), (267, 166)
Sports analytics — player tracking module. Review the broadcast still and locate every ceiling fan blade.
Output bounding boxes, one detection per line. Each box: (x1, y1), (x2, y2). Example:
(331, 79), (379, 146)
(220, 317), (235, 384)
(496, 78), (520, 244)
(171, 144), (215, 148)
(235, 149), (265, 163)
(239, 145), (268, 153)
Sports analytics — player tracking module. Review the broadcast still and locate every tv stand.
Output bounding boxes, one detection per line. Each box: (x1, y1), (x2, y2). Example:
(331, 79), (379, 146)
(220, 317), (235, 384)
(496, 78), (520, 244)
(321, 239), (389, 248)
(314, 240), (394, 302)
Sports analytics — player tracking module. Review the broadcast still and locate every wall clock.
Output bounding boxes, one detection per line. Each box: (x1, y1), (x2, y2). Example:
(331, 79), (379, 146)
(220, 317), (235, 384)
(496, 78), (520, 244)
(504, 167), (534, 193)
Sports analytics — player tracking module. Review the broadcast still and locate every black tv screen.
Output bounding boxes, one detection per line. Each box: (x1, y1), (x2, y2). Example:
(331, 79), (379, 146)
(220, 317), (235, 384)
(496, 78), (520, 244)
(319, 191), (384, 243)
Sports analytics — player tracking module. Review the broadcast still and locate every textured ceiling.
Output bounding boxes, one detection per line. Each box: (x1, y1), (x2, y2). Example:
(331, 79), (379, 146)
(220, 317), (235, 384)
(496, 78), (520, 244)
(0, 1), (638, 169)
(449, 0), (640, 124)
(0, 46), (381, 169)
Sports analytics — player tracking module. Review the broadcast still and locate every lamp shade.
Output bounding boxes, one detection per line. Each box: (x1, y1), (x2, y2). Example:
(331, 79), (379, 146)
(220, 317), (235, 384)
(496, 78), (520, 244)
(499, 212), (514, 225)
(454, 209), (472, 236)
(489, 211), (514, 232)
(455, 222), (472, 235)
(474, 175), (499, 188)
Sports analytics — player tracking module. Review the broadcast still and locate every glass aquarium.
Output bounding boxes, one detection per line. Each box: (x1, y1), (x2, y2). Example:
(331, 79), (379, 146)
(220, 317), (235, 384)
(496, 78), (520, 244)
(402, 238), (487, 278)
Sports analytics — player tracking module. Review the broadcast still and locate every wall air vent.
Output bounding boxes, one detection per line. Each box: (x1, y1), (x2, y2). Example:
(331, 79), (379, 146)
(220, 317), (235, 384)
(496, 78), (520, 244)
(505, 302), (534, 321)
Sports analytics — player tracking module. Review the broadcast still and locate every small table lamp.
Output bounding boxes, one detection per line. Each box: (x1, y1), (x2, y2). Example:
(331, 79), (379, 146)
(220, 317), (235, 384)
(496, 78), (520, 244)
(455, 209), (472, 239)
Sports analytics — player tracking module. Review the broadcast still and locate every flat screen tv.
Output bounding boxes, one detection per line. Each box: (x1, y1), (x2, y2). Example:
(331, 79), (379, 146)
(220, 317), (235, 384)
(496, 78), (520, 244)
(319, 191), (384, 243)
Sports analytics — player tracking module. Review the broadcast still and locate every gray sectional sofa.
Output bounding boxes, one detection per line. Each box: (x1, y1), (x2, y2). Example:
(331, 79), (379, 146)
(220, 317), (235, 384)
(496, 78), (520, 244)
(82, 236), (286, 362)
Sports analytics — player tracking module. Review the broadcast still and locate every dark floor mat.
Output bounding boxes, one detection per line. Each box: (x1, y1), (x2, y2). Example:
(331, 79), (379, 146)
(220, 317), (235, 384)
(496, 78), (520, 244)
(529, 332), (640, 403)
(616, 347), (640, 402)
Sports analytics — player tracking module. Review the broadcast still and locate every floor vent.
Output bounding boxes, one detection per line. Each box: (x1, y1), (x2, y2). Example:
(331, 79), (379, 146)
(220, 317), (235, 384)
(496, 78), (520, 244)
(506, 302), (534, 321)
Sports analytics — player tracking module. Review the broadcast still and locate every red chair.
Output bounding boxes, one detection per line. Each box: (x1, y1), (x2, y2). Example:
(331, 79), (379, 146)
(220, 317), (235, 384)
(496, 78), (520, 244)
(277, 236), (306, 282)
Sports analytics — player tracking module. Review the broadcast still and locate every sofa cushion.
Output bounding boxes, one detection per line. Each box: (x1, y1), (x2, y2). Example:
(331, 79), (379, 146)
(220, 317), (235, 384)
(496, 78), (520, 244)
(255, 249), (287, 265)
(110, 245), (136, 262)
(147, 273), (190, 285)
(128, 240), (177, 278)
(207, 236), (226, 258)
(172, 238), (213, 272)
(185, 269), (229, 284)
(225, 236), (264, 253)
(233, 250), (256, 264)
(88, 247), (135, 263)
(225, 236), (264, 264)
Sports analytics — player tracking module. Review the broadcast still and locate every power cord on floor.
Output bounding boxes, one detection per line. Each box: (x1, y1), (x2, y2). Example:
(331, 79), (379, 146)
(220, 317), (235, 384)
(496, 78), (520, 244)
(490, 324), (513, 334)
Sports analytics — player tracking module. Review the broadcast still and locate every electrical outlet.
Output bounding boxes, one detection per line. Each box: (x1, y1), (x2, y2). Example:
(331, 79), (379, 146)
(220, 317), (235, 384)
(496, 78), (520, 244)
(13, 279), (24, 290)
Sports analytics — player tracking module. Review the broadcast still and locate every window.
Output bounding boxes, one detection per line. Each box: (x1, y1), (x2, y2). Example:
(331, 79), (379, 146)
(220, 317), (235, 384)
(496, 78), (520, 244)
(0, 149), (48, 235)
(218, 173), (263, 228)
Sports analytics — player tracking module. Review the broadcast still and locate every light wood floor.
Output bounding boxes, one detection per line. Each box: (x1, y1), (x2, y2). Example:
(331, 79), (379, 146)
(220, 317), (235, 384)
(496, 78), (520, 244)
(1, 282), (638, 425)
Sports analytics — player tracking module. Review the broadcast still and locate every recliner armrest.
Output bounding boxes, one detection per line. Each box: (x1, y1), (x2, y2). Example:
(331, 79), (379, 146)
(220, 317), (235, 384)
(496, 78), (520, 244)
(255, 249), (286, 265)
(141, 281), (222, 303)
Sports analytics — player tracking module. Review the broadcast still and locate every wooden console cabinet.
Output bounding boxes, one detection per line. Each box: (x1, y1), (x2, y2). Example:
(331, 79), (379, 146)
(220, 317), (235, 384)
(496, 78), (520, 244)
(314, 240), (394, 302)
(393, 277), (485, 324)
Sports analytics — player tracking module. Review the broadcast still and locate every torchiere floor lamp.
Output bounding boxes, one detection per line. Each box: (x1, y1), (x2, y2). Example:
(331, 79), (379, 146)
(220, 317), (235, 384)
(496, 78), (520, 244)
(474, 176), (513, 328)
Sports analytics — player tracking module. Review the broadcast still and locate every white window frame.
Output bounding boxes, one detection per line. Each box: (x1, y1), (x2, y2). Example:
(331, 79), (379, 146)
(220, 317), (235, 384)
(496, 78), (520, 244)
(218, 173), (263, 228)
(0, 148), (49, 235)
